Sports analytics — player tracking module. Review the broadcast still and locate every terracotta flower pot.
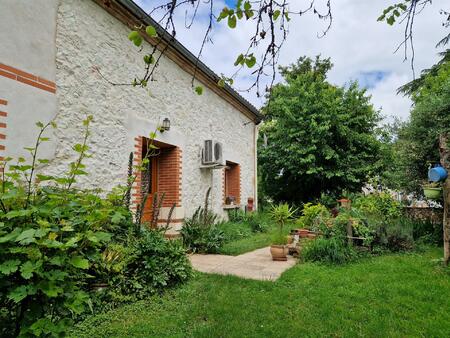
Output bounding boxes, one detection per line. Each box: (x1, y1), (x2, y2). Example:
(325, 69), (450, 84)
(299, 229), (309, 238)
(270, 245), (288, 261)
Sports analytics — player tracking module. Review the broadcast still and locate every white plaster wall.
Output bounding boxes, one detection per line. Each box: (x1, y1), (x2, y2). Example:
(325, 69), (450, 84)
(0, 0), (58, 162)
(0, 77), (57, 161)
(0, 0), (58, 79)
(52, 0), (256, 218)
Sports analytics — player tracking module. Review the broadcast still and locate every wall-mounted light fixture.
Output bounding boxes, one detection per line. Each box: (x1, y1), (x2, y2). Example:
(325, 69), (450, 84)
(161, 118), (171, 132)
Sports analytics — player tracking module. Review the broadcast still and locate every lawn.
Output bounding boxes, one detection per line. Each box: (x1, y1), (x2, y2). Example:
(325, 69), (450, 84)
(217, 217), (295, 256)
(218, 230), (275, 255)
(71, 247), (450, 337)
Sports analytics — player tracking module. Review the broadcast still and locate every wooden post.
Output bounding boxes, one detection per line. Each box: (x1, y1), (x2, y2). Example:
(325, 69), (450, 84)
(439, 134), (450, 266)
(347, 220), (353, 246)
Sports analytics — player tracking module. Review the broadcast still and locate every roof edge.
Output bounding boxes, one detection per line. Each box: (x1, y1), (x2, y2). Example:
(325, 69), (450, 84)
(112, 0), (263, 123)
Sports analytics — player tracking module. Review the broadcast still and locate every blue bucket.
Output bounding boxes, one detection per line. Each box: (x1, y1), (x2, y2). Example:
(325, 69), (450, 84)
(428, 166), (448, 182)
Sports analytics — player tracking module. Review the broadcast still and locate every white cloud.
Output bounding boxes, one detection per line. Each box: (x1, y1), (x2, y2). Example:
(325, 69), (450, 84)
(134, 0), (448, 121)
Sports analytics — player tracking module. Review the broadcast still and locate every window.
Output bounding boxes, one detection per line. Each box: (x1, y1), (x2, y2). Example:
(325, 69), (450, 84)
(224, 161), (240, 205)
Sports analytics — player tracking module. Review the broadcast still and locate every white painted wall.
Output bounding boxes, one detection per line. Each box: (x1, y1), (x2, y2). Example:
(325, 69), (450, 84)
(0, 0), (58, 162)
(0, 0), (58, 79)
(49, 0), (257, 219)
(0, 77), (57, 161)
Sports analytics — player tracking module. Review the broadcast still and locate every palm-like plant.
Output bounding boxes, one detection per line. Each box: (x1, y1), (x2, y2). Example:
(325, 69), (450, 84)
(269, 203), (297, 244)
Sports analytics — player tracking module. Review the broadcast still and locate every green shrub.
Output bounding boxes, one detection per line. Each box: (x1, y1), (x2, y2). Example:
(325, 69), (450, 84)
(0, 118), (192, 336)
(115, 230), (191, 299)
(373, 218), (415, 252)
(302, 237), (356, 264)
(353, 192), (402, 224)
(411, 219), (443, 245)
(246, 212), (269, 233)
(0, 118), (127, 336)
(181, 205), (224, 253)
(227, 209), (247, 223)
(297, 203), (331, 232)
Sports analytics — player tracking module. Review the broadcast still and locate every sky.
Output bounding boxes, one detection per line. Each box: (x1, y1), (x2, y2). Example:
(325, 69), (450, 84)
(134, 0), (448, 122)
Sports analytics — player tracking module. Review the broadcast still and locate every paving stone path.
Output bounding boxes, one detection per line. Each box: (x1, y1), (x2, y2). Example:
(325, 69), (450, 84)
(189, 247), (296, 281)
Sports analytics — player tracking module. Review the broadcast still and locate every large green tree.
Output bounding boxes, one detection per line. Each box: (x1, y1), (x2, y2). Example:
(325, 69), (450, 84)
(390, 56), (450, 264)
(388, 55), (450, 190)
(258, 56), (382, 204)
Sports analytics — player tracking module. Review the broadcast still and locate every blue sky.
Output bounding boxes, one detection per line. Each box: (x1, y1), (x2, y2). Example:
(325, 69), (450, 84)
(134, 0), (448, 122)
(356, 71), (391, 89)
(224, 0), (236, 7)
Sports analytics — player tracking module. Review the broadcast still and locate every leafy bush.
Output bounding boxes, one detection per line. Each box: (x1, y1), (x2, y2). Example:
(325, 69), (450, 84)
(352, 193), (414, 251)
(297, 203), (331, 232)
(181, 201), (224, 253)
(302, 237), (356, 264)
(352, 192), (402, 225)
(114, 230), (191, 300)
(246, 212), (269, 233)
(411, 219), (443, 245)
(372, 218), (414, 252)
(227, 209), (247, 223)
(0, 119), (122, 336)
(0, 118), (192, 336)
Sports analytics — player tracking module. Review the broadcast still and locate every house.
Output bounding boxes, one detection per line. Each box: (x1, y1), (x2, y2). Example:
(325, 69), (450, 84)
(0, 0), (262, 231)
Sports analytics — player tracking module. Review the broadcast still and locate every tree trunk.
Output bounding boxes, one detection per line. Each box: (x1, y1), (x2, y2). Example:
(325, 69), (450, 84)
(439, 134), (450, 265)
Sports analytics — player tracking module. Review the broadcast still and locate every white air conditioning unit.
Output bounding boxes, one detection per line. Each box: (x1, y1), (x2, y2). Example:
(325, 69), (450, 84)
(202, 140), (224, 166)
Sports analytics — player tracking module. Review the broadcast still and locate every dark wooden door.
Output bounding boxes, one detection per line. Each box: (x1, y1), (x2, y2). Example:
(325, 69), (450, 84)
(142, 156), (158, 225)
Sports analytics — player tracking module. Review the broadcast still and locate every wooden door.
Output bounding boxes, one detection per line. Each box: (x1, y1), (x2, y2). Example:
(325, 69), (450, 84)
(142, 156), (158, 225)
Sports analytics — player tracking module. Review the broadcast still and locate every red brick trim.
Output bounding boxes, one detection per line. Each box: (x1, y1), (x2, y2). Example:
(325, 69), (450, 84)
(224, 161), (241, 205)
(131, 136), (144, 210)
(131, 137), (183, 223)
(158, 147), (182, 208)
(0, 63), (56, 94)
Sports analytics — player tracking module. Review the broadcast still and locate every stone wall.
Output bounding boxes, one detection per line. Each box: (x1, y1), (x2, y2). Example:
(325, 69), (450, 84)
(403, 207), (443, 224)
(49, 0), (257, 221)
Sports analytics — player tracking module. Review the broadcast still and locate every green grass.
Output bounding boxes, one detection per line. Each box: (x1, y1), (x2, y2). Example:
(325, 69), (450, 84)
(71, 247), (450, 338)
(218, 218), (295, 256)
(219, 230), (275, 255)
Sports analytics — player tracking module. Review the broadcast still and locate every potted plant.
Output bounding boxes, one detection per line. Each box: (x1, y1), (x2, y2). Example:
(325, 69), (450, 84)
(422, 182), (442, 200)
(269, 203), (297, 261)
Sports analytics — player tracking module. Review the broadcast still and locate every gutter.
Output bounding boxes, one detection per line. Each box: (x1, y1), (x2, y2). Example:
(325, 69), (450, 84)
(115, 0), (263, 124)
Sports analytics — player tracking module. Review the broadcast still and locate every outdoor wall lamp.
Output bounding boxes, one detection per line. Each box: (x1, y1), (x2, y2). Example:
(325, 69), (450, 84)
(161, 118), (171, 132)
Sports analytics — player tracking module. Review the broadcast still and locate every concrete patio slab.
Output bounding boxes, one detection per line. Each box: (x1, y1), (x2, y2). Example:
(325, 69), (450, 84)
(189, 247), (296, 281)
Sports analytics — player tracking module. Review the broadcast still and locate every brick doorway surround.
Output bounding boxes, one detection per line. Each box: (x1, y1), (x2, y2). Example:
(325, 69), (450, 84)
(131, 136), (183, 227)
(223, 161), (241, 205)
